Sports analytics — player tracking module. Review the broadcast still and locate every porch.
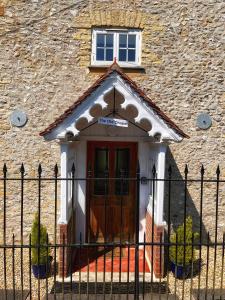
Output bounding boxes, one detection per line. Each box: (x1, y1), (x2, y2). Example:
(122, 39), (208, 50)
(39, 61), (187, 280)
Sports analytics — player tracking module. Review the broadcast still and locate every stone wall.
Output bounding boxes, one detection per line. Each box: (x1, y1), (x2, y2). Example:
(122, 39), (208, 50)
(0, 0), (224, 241)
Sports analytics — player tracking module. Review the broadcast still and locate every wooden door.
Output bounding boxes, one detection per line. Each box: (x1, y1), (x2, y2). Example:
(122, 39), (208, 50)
(87, 141), (137, 242)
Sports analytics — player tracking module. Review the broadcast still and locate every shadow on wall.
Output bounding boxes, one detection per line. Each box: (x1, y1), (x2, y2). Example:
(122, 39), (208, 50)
(164, 148), (208, 243)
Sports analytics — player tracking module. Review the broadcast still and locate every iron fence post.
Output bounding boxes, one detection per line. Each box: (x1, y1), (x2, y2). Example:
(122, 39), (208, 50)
(134, 163), (140, 300)
(3, 163), (7, 300)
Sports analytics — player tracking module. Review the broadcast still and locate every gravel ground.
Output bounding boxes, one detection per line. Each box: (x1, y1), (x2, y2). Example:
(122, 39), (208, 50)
(0, 247), (224, 300)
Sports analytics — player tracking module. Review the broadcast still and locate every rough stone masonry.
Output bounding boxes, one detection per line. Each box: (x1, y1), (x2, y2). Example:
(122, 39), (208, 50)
(0, 0), (224, 242)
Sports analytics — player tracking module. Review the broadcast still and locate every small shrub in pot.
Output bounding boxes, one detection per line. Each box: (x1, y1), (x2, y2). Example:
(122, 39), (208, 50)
(169, 216), (199, 279)
(31, 213), (51, 279)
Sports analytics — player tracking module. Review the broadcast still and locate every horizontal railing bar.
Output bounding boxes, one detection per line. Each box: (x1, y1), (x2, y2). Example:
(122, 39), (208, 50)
(0, 177), (224, 183)
(0, 241), (224, 248)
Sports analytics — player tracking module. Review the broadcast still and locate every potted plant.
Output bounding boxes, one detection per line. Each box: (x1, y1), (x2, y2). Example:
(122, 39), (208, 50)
(169, 216), (199, 279)
(31, 213), (51, 279)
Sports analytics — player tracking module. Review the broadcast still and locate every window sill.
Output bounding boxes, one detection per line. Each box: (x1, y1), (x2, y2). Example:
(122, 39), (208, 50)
(88, 65), (146, 74)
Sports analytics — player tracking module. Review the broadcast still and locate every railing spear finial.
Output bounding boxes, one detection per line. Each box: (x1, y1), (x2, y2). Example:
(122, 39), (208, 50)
(20, 163), (25, 175)
(184, 164), (188, 175)
(54, 163), (58, 177)
(201, 164), (205, 175)
(216, 165), (220, 176)
(3, 163), (7, 175)
(38, 163), (42, 175)
(71, 162), (75, 174)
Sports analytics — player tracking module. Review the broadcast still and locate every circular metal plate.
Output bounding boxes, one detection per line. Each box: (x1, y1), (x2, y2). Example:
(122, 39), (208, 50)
(196, 113), (212, 130)
(10, 110), (28, 127)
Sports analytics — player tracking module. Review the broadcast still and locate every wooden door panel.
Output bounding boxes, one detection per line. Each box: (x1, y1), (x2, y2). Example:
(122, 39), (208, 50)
(87, 141), (137, 242)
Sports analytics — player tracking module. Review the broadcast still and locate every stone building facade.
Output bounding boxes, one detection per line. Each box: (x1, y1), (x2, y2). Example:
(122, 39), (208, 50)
(0, 0), (224, 260)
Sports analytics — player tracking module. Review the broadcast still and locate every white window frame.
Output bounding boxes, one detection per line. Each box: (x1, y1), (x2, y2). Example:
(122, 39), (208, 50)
(91, 28), (142, 67)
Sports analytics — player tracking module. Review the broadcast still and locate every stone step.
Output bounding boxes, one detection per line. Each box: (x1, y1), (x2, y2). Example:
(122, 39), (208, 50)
(0, 289), (29, 300)
(50, 282), (168, 295)
(45, 294), (177, 300)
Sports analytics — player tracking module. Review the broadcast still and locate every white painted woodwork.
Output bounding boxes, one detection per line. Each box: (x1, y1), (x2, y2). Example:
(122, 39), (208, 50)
(58, 143), (69, 224)
(44, 73), (183, 143)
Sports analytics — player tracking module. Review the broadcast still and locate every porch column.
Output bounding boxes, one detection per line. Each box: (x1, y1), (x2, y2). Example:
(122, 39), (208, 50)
(155, 144), (167, 225)
(146, 143), (167, 279)
(58, 142), (72, 278)
(59, 142), (69, 223)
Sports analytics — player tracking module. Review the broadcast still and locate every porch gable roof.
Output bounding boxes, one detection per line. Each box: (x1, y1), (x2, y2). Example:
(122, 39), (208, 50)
(40, 61), (188, 141)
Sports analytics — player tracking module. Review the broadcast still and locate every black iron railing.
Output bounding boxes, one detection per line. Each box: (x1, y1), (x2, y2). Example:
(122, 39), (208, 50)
(0, 164), (224, 299)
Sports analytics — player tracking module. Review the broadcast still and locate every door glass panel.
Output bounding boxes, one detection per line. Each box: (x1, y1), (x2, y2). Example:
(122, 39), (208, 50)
(115, 148), (130, 195)
(94, 148), (109, 195)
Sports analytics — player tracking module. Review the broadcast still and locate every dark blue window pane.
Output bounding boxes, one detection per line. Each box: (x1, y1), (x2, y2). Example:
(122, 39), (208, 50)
(128, 49), (136, 62)
(128, 35), (136, 48)
(97, 34), (105, 47)
(106, 34), (113, 47)
(119, 49), (127, 61)
(119, 34), (127, 48)
(106, 48), (113, 61)
(96, 48), (104, 61)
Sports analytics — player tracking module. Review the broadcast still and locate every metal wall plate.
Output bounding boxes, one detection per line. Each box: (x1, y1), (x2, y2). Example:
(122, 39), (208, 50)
(10, 110), (28, 127)
(196, 113), (212, 130)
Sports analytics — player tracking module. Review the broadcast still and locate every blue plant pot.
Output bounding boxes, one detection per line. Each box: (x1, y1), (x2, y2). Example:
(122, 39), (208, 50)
(171, 261), (191, 279)
(32, 263), (50, 279)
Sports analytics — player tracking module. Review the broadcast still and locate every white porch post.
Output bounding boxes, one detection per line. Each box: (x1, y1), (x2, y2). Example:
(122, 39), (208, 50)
(59, 142), (69, 224)
(155, 144), (167, 225)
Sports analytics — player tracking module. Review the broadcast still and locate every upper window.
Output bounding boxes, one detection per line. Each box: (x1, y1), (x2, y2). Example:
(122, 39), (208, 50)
(92, 29), (141, 67)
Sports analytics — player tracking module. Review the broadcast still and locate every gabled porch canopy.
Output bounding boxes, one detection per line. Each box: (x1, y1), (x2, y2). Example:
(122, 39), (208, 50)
(40, 61), (188, 142)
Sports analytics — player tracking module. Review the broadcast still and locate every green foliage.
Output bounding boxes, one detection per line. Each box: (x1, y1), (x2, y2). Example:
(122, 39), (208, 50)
(169, 216), (199, 266)
(31, 213), (50, 265)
